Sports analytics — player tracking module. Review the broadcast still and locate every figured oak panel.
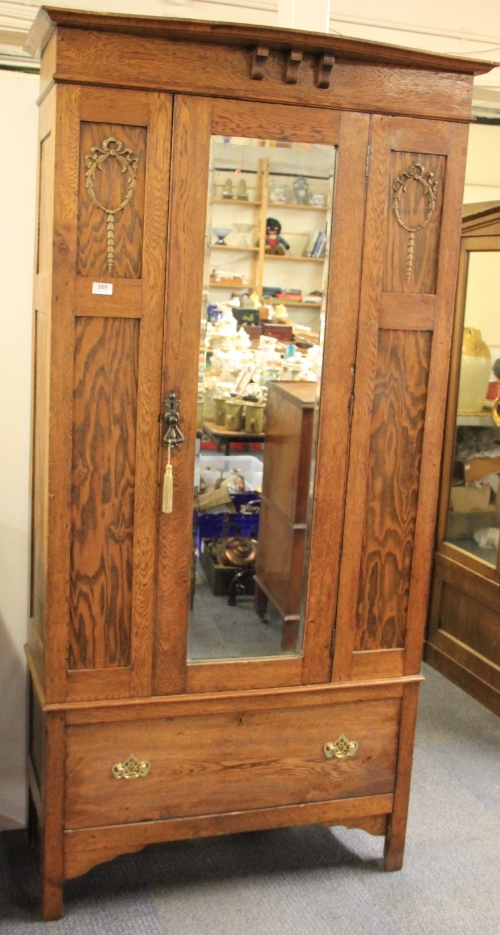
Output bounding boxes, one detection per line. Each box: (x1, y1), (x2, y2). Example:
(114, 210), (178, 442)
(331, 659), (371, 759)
(64, 697), (400, 828)
(355, 330), (431, 650)
(70, 317), (139, 669)
(77, 122), (146, 279)
(383, 152), (445, 295)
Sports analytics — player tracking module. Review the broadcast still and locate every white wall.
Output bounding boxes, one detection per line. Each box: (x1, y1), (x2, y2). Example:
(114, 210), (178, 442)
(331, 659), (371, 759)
(464, 124), (500, 204)
(1, 5), (500, 830)
(0, 68), (38, 829)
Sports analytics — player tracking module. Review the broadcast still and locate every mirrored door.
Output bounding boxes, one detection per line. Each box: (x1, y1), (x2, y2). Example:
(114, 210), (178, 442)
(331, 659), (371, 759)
(443, 247), (500, 571)
(154, 99), (370, 695)
(188, 134), (336, 662)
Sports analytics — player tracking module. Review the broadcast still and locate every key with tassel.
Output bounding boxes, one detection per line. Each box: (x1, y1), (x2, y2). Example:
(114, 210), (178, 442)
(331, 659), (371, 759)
(162, 441), (174, 514)
(162, 392), (184, 514)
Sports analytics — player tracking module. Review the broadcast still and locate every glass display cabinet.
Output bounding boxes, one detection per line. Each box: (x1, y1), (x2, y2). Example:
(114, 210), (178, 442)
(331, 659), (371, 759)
(426, 202), (500, 716)
(25, 6), (493, 919)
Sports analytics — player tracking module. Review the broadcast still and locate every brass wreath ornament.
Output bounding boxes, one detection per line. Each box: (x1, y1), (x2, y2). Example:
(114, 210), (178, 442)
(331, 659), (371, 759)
(392, 162), (438, 284)
(85, 136), (139, 274)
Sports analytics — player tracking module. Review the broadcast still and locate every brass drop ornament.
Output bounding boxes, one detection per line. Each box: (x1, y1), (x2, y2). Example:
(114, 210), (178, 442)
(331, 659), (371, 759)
(392, 162), (438, 284)
(84, 136), (139, 274)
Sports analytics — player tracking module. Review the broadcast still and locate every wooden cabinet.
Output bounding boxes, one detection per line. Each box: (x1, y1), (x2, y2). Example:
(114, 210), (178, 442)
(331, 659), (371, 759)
(254, 381), (315, 647)
(25, 6), (493, 919)
(426, 203), (500, 716)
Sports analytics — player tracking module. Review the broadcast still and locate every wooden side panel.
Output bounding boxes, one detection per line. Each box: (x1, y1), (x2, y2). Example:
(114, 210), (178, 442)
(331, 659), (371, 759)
(69, 317), (139, 670)
(37, 132), (54, 276)
(77, 122), (146, 279)
(255, 503), (305, 620)
(32, 309), (49, 638)
(261, 385), (314, 525)
(31, 91), (56, 653)
(355, 330), (431, 650)
(384, 152), (445, 294)
(426, 552), (500, 711)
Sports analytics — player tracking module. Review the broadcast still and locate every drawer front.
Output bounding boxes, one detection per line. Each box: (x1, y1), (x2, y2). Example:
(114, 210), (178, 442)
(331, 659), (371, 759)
(65, 698), (400, 829)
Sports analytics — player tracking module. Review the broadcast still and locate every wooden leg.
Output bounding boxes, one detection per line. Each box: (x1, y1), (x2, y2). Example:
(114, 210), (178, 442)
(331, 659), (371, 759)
(253, 581), (268, 619)
(41, 866), (63, 922)
(384, 681), (420, 872)
(384, 815), (405, 871)
(26, 786), (39, 847)
(40, 711), (66, 920)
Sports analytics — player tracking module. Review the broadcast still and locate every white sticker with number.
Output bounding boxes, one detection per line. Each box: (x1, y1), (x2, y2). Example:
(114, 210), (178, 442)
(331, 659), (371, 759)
(92, 282), (113, 295)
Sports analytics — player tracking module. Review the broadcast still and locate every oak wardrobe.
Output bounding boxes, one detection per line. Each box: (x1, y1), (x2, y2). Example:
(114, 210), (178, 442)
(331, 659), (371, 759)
(25, 6), (493, 919)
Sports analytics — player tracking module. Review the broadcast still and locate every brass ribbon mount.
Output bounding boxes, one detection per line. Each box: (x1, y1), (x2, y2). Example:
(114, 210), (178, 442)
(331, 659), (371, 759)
(324, 734), (358, 759)
(85, 136), (139, 274)
(112, 754), (151, 780)
(392, 162), (438, 284)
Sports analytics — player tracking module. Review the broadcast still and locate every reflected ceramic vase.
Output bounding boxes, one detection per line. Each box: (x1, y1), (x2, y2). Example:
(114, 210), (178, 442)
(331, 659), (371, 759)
(225, 400), (244, 431)
(457, 327), (492, 413)
(244, 402), (265, 433)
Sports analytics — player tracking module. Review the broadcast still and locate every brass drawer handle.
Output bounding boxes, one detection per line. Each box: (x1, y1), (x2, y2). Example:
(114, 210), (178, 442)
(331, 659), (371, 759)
(324, 735), (358, 759)
(112, 754), (151, 780)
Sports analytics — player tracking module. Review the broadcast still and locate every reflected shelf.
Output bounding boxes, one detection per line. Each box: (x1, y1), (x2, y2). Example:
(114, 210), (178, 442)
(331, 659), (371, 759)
(211, 245), (259, 252)
(266, 202), (329, 211)
(213, 198), (261, 206)
(264, 255), (325, 262)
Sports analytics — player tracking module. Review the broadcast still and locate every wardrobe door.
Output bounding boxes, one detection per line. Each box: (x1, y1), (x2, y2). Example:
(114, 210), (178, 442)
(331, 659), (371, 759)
(42, 86), (172, 703)
(333, 116), (469, 684)
(153, 97), (369, 695)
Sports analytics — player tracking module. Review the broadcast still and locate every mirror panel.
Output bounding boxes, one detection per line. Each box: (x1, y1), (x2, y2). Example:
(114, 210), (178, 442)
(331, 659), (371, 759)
(187, 135), (336, 661)
(445, 250), (500, 568)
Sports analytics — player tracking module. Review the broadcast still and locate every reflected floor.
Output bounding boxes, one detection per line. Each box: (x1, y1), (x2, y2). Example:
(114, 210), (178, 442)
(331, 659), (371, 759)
(447, 536), (497, 566)
(188, 565), (297, 661)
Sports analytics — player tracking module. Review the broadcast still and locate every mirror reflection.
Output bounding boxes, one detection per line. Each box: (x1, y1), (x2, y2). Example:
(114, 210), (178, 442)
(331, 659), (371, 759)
(187, 135), (336, 661)
(445, 250), (500, 567)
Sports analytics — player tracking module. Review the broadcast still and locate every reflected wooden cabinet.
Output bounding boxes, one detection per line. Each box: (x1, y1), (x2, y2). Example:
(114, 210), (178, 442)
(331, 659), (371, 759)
(25, 6), (491, 920)
(254, 381), (315, 648)
(426, 202), (500, 716)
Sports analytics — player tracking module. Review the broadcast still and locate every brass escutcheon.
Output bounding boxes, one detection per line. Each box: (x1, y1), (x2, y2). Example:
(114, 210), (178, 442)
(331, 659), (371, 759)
(112, 754), (150, 779)
(323, 735), (358, 759)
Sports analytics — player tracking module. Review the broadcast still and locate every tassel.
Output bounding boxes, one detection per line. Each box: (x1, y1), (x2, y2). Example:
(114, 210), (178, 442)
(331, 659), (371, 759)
(162, 444), (173, 513)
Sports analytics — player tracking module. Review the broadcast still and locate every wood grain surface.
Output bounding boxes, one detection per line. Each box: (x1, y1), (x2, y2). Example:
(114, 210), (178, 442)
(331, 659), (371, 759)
(384, 680), (419, 871)
(64, 793), (393, 881)
(52, 27), (475, 122)
(64, 697), (400, 829)
(69, 317), (139, 669)
(77, 121), (146, 279)
(43, 82), (81, 702)
(355, 330), (431, 650)
(427, 552), (500, 709)
(383, 152), (444, 295)
(302, 111), (370, 685)
(32, 309), (48, 639)
(153, 95), (212, 696)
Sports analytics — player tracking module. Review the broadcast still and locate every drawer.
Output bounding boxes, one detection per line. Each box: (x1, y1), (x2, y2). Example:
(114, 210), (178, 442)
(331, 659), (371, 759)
(64, 698), (400, 830)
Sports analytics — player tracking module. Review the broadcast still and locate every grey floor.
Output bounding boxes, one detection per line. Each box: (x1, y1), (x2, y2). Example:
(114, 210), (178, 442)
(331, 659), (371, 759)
(188, 560), (297, 660)
(1, 663), (499, 933)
